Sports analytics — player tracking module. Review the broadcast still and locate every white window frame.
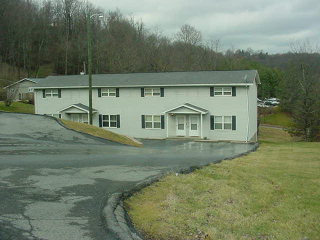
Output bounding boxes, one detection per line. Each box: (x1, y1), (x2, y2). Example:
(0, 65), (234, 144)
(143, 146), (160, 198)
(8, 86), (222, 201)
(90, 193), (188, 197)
(102, 115), (118, 128)
(101, 88), (116, 97)
(145, 115), (161, 129)
(214, 116), (232, 130)
(214, 87), (232, 96)
(144, 88), (161, 97)
(45, 89), (59, 98)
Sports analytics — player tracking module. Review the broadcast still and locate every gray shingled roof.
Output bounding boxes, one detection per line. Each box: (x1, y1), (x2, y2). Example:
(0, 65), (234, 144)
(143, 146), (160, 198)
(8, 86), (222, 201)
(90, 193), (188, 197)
(184, 103), (208, 113)
(3, 77), (44, 89)
(27, 78), (43, 83)
(33, 70), (259, 89)
(60, 103), (97, 113)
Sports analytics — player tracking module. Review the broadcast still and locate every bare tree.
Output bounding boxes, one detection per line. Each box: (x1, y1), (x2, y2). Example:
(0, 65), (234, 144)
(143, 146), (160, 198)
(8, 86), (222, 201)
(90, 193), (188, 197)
(5, 87), (18, 107)
(175, 24), (202, 46)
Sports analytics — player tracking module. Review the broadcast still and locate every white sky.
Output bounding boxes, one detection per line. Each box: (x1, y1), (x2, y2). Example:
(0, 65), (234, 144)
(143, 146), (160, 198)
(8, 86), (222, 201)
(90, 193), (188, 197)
(90, 0), (320, 53)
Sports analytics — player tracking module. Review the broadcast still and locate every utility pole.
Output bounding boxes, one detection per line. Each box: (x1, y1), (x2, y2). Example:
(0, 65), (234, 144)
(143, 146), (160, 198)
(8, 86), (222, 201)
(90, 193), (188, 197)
(87, 10), (93, 125)
(86, 0), (103, 125)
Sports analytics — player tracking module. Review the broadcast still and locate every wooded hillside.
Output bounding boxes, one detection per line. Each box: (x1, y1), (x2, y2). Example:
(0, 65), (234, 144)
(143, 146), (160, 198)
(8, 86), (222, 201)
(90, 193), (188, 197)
(0, 0), (319, 101)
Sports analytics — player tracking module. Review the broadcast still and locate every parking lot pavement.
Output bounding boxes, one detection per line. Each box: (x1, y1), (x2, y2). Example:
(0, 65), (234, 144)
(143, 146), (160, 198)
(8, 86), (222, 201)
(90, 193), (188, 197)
(0, 112), (256, 240)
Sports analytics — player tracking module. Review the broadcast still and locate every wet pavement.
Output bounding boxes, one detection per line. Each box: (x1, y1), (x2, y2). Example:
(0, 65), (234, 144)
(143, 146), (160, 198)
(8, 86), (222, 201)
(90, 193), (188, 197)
(0, 112), (256, 240)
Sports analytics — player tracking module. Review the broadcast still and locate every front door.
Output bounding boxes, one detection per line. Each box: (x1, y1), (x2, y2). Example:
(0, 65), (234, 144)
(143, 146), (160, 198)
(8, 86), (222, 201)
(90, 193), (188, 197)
(70, 113), (88, 124)
(189, 115), (200, 136)
(176, 115), (186, 136)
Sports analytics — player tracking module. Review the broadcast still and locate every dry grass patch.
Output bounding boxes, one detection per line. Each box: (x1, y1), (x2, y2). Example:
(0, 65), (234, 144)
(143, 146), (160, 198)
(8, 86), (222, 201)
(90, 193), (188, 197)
(60, 119), (142, 147)
(125, 127), (320, 240)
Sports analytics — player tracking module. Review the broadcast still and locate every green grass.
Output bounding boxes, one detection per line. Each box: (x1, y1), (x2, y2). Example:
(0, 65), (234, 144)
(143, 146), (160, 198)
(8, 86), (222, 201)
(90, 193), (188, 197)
(125, 127), (320, 240)
(60, 119), (143, 147)
(260, 111), (293, 128)
(0, 101), (34, 114)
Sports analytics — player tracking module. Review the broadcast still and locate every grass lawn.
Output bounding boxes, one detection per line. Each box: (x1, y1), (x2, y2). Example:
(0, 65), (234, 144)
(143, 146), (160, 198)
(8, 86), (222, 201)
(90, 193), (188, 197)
(260, 108), (293, 128)
(260, 112), (293, 128)
(0, 101), (34, 114)
(125, 127), (320, 240)
(60, 119), (142, 147)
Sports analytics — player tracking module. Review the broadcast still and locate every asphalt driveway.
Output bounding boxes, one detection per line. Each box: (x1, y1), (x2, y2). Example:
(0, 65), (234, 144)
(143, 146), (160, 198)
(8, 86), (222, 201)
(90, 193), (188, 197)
(0, 112), (256, 240)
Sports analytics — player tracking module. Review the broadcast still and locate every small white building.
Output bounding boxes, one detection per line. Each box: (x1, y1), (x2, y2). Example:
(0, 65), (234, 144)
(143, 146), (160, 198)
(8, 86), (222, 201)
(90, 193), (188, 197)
(32, 70), (260, 142)
(4, 78), (43, 101)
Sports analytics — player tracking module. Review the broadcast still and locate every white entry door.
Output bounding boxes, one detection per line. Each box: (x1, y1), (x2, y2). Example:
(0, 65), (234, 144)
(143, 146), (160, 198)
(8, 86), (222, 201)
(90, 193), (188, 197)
(176, 115), (186, 136)
(71, 113), (88, 124)
(189, 115), (200, 136)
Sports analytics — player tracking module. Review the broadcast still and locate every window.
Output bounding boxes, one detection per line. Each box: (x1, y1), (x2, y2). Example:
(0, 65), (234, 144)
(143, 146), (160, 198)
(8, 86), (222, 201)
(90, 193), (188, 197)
(144, 88), (161, 96)
(102, 115), (118, 128)
(45, 89), (59, 97)
(145, 115), (161, 129)
(214, 87), (232, 96)
(214, 116), (232, 130)
(101, 88), (116, 97)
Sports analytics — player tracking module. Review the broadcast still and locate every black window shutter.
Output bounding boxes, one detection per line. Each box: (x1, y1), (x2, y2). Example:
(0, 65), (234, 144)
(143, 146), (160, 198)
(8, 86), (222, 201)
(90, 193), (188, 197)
(58, 89), (61, 98)
(116, 88), (119, 97)
(98, 88), (101, 97)
(210, 87), (214, 97)
(210, 115), (215, 130)
(141, 115), (145, 128)
(42, 89), (46, 98)
(99, 114), (103, 127)
(141, 88), (144, 97)
(232, 116), (236, 130)
(160, 88), (164, 97)
(117, 115), (120, 128)
(161, 115), (165, 129)
(232, 87), (236, 96)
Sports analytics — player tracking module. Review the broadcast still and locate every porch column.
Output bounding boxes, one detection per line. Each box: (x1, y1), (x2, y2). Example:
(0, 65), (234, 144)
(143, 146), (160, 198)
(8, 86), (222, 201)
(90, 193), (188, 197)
(200, 113), (203, 139)
(166, 113), (169, 138)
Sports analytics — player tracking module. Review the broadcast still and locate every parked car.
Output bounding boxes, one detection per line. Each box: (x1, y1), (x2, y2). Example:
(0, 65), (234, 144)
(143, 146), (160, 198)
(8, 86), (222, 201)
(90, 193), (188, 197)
(264, 98), (280, 106)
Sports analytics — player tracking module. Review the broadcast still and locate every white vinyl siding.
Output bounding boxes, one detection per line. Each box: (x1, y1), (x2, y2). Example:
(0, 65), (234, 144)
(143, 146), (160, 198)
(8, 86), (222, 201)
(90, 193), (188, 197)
(214, 116), (232, 130)
(145, 115), (161, 129)
(214, 87), (232, 96)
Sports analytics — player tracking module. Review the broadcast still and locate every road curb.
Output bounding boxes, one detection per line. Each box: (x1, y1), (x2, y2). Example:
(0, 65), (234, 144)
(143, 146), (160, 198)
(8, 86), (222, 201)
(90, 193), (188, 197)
(102, 142), (259, 240)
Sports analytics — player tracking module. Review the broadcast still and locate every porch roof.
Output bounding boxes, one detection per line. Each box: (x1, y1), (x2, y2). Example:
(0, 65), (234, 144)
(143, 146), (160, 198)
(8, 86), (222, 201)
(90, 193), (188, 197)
(59, 103), (97, 113)
(164, 103), (208, 114)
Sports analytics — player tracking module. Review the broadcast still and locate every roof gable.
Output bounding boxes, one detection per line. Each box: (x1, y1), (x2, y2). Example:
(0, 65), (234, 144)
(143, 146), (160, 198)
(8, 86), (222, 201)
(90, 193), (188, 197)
(3, 78), (43, 89)
(59, 103), (97, 113)
(165, 103), (208, 114)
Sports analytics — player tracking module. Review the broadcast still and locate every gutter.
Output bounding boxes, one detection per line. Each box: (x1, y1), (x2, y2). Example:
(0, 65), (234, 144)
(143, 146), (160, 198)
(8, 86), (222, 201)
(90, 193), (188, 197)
(31, 83), (254, 90)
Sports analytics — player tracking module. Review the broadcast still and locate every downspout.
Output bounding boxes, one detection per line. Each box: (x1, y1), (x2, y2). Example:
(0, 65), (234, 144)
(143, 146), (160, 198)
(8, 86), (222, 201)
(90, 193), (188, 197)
(34, 88), (37, 114)
(246, 85), (250, 142)
(200, 114), (203, 139)
(166, 113), (169, 138)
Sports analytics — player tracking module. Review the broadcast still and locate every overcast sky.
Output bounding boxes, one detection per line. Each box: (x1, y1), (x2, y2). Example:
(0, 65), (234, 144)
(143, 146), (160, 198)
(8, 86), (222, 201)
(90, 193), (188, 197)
(90, 0), (319, 53)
